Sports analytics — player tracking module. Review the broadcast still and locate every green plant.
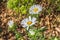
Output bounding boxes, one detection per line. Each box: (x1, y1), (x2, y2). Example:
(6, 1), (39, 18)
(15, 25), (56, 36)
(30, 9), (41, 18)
(15, 31), (23, 40)
(28, 28), (46, 40)
(7, 0), (36, 14)
(50, 37), (59, 40)
(7, 0), (19, 12)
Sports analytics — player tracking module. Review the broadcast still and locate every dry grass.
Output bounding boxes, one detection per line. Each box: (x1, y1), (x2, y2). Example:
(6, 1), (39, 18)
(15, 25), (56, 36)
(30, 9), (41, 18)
(0, 0), (60, 40)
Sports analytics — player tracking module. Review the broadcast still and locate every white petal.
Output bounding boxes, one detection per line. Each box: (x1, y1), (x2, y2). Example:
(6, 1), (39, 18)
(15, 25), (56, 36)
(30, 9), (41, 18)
(25, 18), (29, 22)
(29, 16), (31, 21)
(37, 5), (42, 11)
(29, 17), (36, 26)
(32, 17), (36, 22)
(22, 24), (27, 28)
(21, 18), (28, 24)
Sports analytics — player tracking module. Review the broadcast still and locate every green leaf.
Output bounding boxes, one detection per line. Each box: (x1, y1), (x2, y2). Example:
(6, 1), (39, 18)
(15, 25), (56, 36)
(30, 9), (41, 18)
(30, 0), (34, 3)
(24, 0), (28, 3)
(22, 10), (27, 14)
(19, 5), (27, 14)
(13, 7), (19, 13)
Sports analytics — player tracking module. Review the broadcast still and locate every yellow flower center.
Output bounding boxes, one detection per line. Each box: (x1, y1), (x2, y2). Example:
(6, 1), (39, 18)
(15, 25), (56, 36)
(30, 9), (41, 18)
(33, 8), (38, 12)
(27, 21), (32, 25)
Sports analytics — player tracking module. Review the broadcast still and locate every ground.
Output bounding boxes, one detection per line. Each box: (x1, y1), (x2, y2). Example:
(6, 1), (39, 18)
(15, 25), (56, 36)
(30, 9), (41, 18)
(0, 0), (60, 40)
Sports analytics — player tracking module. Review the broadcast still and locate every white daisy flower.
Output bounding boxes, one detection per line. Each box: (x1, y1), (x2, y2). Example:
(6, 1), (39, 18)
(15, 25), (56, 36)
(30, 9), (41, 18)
(29, 29), (35, 35)
(8, 20), (14, 28)
(29, 5), (42, 14)
(21, 16), (36, 30)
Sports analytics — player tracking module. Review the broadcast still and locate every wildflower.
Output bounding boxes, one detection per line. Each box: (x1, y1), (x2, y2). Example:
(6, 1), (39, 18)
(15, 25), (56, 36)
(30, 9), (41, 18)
(29, 5), (42, 14)
(21, 16), (36, 29)
(8, 20), (14, 28)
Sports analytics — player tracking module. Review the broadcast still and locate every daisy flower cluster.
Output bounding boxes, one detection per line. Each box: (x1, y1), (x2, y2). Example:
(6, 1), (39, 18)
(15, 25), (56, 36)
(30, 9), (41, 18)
(29, 5), (42, 14)
(7, 4), (42, 40)
(21, 4), (42, 27)
(21, 16), (37, 30)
